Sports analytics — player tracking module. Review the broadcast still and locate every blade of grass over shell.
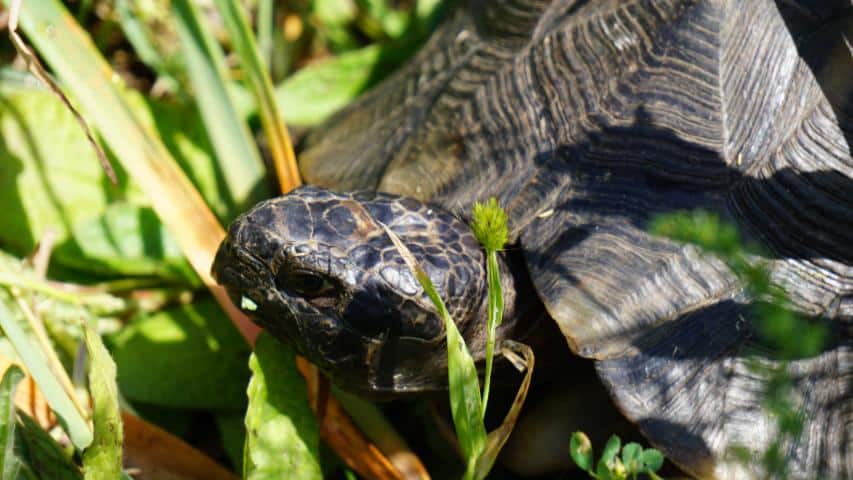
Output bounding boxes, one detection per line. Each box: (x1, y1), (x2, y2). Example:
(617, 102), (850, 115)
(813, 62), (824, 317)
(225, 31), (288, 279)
(5, 0), (260, 343)
(212, 0), (301, 193)
(171, 0), (268, 217)
(0, 299), (91, 449)
(380, 224), (487, 474)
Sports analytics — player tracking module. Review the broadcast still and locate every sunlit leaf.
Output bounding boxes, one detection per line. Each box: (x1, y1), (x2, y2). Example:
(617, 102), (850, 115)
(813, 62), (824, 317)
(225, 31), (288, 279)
(0, 83), (134, 257)
(245, 333), (321, 480)
(110, 297), (250, 410)
(81, 321), (122, 479)
(54, 202), (196, 284)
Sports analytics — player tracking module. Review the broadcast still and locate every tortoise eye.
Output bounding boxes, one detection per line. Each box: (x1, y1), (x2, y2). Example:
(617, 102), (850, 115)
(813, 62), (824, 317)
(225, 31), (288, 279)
(279, 270), (335, 298)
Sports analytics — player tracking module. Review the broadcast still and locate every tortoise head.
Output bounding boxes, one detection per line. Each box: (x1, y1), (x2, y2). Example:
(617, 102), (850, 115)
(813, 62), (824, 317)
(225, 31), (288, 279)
(212, 186), (488, 395)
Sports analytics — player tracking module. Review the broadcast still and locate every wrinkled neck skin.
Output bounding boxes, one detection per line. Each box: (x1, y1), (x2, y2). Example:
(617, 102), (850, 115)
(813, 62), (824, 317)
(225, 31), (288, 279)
(212, 186), (546, 398)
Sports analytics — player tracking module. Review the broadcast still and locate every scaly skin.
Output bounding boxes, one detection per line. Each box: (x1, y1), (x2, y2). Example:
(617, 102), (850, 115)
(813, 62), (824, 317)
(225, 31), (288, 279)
(212, 185), (537, 396)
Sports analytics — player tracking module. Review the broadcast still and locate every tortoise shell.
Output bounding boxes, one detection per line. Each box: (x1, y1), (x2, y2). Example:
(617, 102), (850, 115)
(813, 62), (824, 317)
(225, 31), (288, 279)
(297, 1), (852, 478)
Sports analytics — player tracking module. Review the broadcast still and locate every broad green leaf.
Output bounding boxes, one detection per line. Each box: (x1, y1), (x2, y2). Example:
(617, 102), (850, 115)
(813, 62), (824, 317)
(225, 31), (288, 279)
(110, 297), (250, 409)
(0, 365), (24, 480)
(273, 0), (446, 126)
(9, 0), (232, 296)
(0, 84), (132, 256)
(54, 202), (195, 284)
(15, 412), (82, 480)
(600, 435), (621, 466)
(0, 80), (219, 283)
(0, 294), (91, 449)
(569, 431), (594, 472)
(275, 45), (384, 126)
(641, 448), (664, 472)
(621, 442), (642, 473)
(81, 321), (122, 480)
(245, 333), (321, 480)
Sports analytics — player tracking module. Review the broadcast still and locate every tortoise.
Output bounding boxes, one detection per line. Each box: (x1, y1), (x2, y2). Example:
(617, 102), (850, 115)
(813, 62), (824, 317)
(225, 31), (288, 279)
(212, 0), (853, 478)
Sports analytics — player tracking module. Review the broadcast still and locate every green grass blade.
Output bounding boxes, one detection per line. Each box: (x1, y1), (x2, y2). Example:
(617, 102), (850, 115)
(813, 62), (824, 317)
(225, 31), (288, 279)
(381, 224), (487, 466)
(81, 321), (122, 480)
(257, 0), (273, 69)
(212, 0), (301, 193)
(170, 0), (267, 217)
(0, 299), (91, 448)
(0, 365), (24, 480)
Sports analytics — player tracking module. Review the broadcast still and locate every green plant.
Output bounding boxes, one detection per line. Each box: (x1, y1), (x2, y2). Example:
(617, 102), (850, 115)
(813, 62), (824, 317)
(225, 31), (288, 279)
(470, 198), (509, 417)
(2, 0), (445, 477)
(570, 432), (664, 480)
(385, 198), (533, 480)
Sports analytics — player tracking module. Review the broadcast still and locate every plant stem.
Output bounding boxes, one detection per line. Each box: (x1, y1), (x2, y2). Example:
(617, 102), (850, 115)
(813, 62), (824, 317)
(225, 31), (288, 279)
(480, 250), (503, 418)
(0, 272), (82, 306)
